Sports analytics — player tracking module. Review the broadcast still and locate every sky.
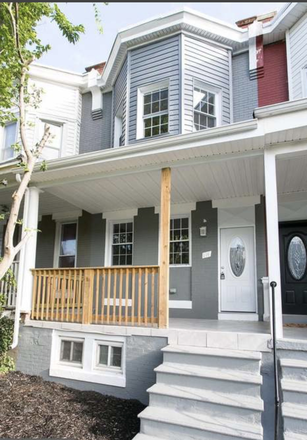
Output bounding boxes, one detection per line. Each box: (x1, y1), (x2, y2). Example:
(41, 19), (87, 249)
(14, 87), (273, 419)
(37, 2), (287, 73)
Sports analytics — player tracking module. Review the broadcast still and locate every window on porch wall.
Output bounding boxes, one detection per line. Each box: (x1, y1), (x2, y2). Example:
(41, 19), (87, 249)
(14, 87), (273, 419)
(111, 221), (133, 266)
(170, 216), (190, 265)
(58, 222), (77, 268)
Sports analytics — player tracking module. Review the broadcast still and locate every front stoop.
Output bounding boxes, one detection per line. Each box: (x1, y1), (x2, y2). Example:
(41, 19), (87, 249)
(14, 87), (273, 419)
(134, 345), (264, 440)
(279, 343), (307, 439)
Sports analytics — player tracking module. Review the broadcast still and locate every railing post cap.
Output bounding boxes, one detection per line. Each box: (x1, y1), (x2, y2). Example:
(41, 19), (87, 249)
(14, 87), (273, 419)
(270, 281), (277, 288)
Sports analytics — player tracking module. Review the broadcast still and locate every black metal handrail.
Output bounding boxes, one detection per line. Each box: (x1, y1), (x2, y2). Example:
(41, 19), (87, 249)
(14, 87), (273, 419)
(270, 281), (280, 440)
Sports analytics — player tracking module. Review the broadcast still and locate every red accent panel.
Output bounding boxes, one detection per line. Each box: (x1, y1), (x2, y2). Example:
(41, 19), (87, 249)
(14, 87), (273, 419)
(256, 36), (264, 70)
(258, 41), (288, 107)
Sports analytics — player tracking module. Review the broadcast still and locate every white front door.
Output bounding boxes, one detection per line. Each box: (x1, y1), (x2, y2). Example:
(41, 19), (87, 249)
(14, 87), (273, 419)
(220, 227), (256, 312)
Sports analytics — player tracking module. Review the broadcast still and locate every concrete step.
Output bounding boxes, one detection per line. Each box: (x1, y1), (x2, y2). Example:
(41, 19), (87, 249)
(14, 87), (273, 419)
(281, 379), (307, 405)
(284, 432), (307, 440)
(139, 406), (263, 440)
(148, 383), (263, 424)
(280, 358), (307, 381)
(282, 402), (307, 434)
(155, 363), (262, 397)
(134, 435), (165, 440)
(162, 345), (261, 373)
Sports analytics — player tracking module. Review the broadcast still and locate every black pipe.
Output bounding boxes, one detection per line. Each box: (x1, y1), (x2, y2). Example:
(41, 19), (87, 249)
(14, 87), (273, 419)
(270, 281), (281, 440)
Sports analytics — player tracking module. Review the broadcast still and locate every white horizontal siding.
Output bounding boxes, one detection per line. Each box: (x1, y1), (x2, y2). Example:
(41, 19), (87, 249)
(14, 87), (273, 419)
(183, 35), (231, 133)
(288, 12), (307, 99)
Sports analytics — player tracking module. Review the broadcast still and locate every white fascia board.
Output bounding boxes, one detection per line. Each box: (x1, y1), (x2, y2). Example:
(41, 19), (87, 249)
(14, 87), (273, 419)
(52, 210), (82, 221)
(212, 196), (261, 209)
(102, 208), (138, 220)
(30, 64), (86, 89)
(254, 98), (307, 118)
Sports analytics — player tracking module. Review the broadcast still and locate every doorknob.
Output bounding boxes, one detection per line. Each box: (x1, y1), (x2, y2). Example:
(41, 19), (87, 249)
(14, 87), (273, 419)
(220, 272), (225, 280)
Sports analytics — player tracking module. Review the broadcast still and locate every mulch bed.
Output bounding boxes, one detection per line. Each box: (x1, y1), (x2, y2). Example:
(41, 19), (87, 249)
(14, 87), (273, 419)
(0, 371), (145, 440)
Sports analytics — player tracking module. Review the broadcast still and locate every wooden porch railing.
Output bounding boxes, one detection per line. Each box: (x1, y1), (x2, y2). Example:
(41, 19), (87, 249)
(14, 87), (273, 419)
(31, 266), (160, 327)
(0, 261), (19, 308)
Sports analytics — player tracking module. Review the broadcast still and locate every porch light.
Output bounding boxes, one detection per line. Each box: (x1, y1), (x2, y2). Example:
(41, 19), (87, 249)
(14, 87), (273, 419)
(200, 219), (207, 237)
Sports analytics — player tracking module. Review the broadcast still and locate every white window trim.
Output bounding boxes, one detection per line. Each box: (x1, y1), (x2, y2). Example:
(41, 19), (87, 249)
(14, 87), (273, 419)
(0, 121), (18, 162)
(59, 337), (84, 367)
(193, 79), (222, 131)
(35, 115), (67, 159)
(169, 213), (192, 268)
(301, 66), (307, 99)
(105, 218), (134, 267)
(136, 79), (169, 140)
(50, 331), (126, 388)
(53, 220), (78, 269)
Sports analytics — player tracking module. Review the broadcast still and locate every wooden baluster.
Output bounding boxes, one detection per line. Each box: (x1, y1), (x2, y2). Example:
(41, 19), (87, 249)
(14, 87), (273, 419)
(82, 269), (94, 324)
(61, 270), (66, 321)
(77, 269), (82, 322)
(66, 269), (72, 322)
(144, 268), (148, 326)
(95, 269), (99, 324)
(55, 271), (60, 321)
(31, 271), (38, 320)
(112, 269), (117, 324)
(45, 270), (52, 320)
(71, 270), (77, 323)
(138, 268), (142, 326)
(131, 268), (135, 325)
(125, 268), (129, 325)
(36, 271), (42, 320)
(106, 268), (110, 324)
(118, 268), (123, 325)
(50, 271), (56, 321)
(100, 269), (105, 324)
(151, 268), (155, 325)
(40, 270), (46, 320)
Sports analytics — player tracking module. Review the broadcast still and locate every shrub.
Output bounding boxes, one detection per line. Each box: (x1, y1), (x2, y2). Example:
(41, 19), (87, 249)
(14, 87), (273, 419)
(0, 294), (15, 373)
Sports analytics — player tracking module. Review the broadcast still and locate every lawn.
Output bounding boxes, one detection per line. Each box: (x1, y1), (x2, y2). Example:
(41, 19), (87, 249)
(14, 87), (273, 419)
(0, 371), (145, 439)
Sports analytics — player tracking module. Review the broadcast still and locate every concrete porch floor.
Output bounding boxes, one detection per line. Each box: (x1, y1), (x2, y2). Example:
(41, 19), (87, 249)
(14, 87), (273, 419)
(169, 318), (270, 334)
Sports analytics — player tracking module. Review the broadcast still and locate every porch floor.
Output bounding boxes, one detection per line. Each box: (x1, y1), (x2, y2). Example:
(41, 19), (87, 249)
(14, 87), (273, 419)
(169, 318), (270, 334)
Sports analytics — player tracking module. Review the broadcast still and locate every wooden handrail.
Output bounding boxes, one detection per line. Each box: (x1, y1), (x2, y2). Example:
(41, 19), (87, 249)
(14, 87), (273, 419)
(31, 266), (161, 327)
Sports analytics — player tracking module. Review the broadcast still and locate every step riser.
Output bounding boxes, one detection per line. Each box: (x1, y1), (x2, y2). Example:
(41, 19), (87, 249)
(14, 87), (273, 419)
(282, 390), (307, 405)
(149, 393), (262, 424)
(141, 419), (259, 440)
(156, 372), (261, 397)
(278, 351), (307, 362)
(283, 417), (307, 434)
(282, 366), (307, 381)
(163, 352), (260, 374)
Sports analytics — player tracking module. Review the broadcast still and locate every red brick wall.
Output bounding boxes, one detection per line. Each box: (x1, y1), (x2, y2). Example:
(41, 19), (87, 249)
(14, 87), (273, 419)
(258, 41), (289, 107)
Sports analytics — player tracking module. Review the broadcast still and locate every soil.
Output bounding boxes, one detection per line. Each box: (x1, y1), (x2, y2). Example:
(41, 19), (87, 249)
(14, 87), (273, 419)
(0, 371), (145, 440)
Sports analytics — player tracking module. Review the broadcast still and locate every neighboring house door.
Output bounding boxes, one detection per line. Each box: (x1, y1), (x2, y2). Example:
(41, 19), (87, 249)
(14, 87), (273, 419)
(220, 227), (256, 312)
(279, 222), (307, 315)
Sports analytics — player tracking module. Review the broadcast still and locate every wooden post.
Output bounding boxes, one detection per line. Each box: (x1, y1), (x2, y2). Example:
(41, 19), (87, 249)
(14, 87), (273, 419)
(158, 167), (171, 328)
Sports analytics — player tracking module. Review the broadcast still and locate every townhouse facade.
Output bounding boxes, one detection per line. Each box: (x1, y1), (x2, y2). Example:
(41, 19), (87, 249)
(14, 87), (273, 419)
(1, 3), (307, 439)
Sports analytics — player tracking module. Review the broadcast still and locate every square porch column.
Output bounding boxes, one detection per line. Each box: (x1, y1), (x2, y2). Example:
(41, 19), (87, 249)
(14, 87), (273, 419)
(158, 168), (171, 328)
(17, 186), (41, 314)
(264, 150), (283, 338)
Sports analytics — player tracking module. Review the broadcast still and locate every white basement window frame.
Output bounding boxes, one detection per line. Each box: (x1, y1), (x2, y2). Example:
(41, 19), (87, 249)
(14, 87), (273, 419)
(193, 79), (222, 131)
(170, 214), (192, 267)
(95, 341), (124, 372)
(50, 331), (126, 387)
(136, 80), (169, 140)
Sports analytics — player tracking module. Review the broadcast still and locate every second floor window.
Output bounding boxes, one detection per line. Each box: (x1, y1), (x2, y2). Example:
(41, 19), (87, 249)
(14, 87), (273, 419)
(143, 88), (168, 138)
(2, 122), (17, 161)
(194, 87), (216, 131)
(39, 120), (63, 160)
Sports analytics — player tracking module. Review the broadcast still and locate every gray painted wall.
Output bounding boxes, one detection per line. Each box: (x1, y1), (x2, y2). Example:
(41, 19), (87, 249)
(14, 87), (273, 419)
(112, 58), (128, 147)
(232, 52), (258, 122)
(183, 35), (231, 132)
(256, 197), (267, 320)
(77, 211), (106, 267)
(133, 207), (159, 266)
(128, 35), (180, 143)
(16, 325), (167, 404)
(36, 215), (56, 268)
(79, 92), (112, 153)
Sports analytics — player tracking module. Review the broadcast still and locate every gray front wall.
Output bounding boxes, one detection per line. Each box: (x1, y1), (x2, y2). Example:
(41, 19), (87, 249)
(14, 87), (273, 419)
(16, 326), (167, 404)
(128, 35), (180, 143)
(112, 58), (128, 147)
(36, 215), (56, 268)
(232, 52), (258, 122)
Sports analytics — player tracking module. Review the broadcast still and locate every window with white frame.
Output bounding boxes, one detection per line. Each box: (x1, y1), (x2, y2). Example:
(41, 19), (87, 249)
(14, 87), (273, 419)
(143, 87), (169, 138)
(1, 122), (17, 161)
(193, 86), (217, 131)
(58, 222), (77, 268)
(111, 221), (133, 266)
(170, 216), (190, 265)
(302, 66), (307, 98)
(60, 339), (83, 365)
(39, 120), (63, 159)
(96, 342), (123, 371)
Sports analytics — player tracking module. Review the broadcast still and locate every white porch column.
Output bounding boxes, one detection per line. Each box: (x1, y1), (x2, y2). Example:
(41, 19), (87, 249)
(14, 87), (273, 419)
(17, 186), (41, 313)
(264, 150), (283, 338)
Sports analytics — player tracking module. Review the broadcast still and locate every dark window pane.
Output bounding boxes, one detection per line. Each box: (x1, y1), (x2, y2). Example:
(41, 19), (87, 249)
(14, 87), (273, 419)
(60, 223), (76, 256)
(72, 342), (83, 363)
(208, 117), (216, 128)
(113, 234), (119, 244)
(161, 124), (168, 134)
(161, 114), (168, 124)
(182, 218), (188, 228)
(144, 94), (151, 104)
(113, 255), (119, 265)
(144, 103), (151, 115)
(160, 99), (168, 111)
(194, 113), (199, 124)
(181, 242), (189, 252)
(152, 92), (159, 102)
(59, 256), (75, 268)
(200, 114), (207, 127)
(113, 245), (120, 255)
(99, 345), (108, 365)
(170, 243), (174, 253)
(152, 126), (159, 136)
(127, 222), (132, 232)
(120, 233), (127, 243)
(112, 347), (122, 367)
(61, 341), (71, 361)
(208, 104), (214, 115)
(114, 224), (119, 233)
(145, 128), (151, 137)
(127, 255), (132, 265)
(127, 233), (133, 243)
(182, 229), (189, 240)
(120, 223), (126, 233)
(161, 89), (168, 99)
(152, 101), (159, 113)
(120, 256), (126, 265)
(152, 116), (160, 126)
(170, 254), (174, 265)
(182, 253), (189, 264)
(201, 102), (208, 113)
(208, 93), (215, 105)
(174, 219), (180, 229)
(144, 118), (151, 128)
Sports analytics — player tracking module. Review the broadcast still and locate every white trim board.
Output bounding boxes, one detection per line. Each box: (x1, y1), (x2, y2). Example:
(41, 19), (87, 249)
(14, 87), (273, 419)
(169, 300), (192, 309)
(212, 196), (260, 209)
(103, 208), (138, 220)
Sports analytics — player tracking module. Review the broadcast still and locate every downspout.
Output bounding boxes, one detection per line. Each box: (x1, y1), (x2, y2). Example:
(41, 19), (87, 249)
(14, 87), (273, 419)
(11, 186), (29, 350)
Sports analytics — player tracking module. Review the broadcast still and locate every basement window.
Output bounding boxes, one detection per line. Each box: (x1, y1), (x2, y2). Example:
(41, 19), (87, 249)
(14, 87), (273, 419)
(96, 342), (123, 371)
(60, 340), (83, 365)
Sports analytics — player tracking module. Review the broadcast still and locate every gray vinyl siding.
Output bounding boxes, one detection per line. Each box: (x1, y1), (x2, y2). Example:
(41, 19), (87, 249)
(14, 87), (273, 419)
(288, 12), (307, 99)
(79, 92), (112, 153)
(128, 35), (180, 143)
(112, 58), (127, 146)
(232, 52), (258, 122)
(183, 35), (231, 133)
(77, 211), (105, 267)
(36, 215), (56, 268)
(133, 208), (159, 266)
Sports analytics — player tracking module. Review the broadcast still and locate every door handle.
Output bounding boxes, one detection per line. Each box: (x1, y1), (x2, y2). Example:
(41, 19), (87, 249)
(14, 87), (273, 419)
(220, 272), (225, 280)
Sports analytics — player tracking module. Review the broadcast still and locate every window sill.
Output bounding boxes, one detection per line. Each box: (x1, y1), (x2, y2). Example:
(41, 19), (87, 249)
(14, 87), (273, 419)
(50, 365), (126, 387)
(170, 265), (191, 268)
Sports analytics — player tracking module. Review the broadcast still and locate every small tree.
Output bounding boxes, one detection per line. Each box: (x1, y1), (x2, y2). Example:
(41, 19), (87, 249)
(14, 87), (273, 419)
(0, 3), (85, 280)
